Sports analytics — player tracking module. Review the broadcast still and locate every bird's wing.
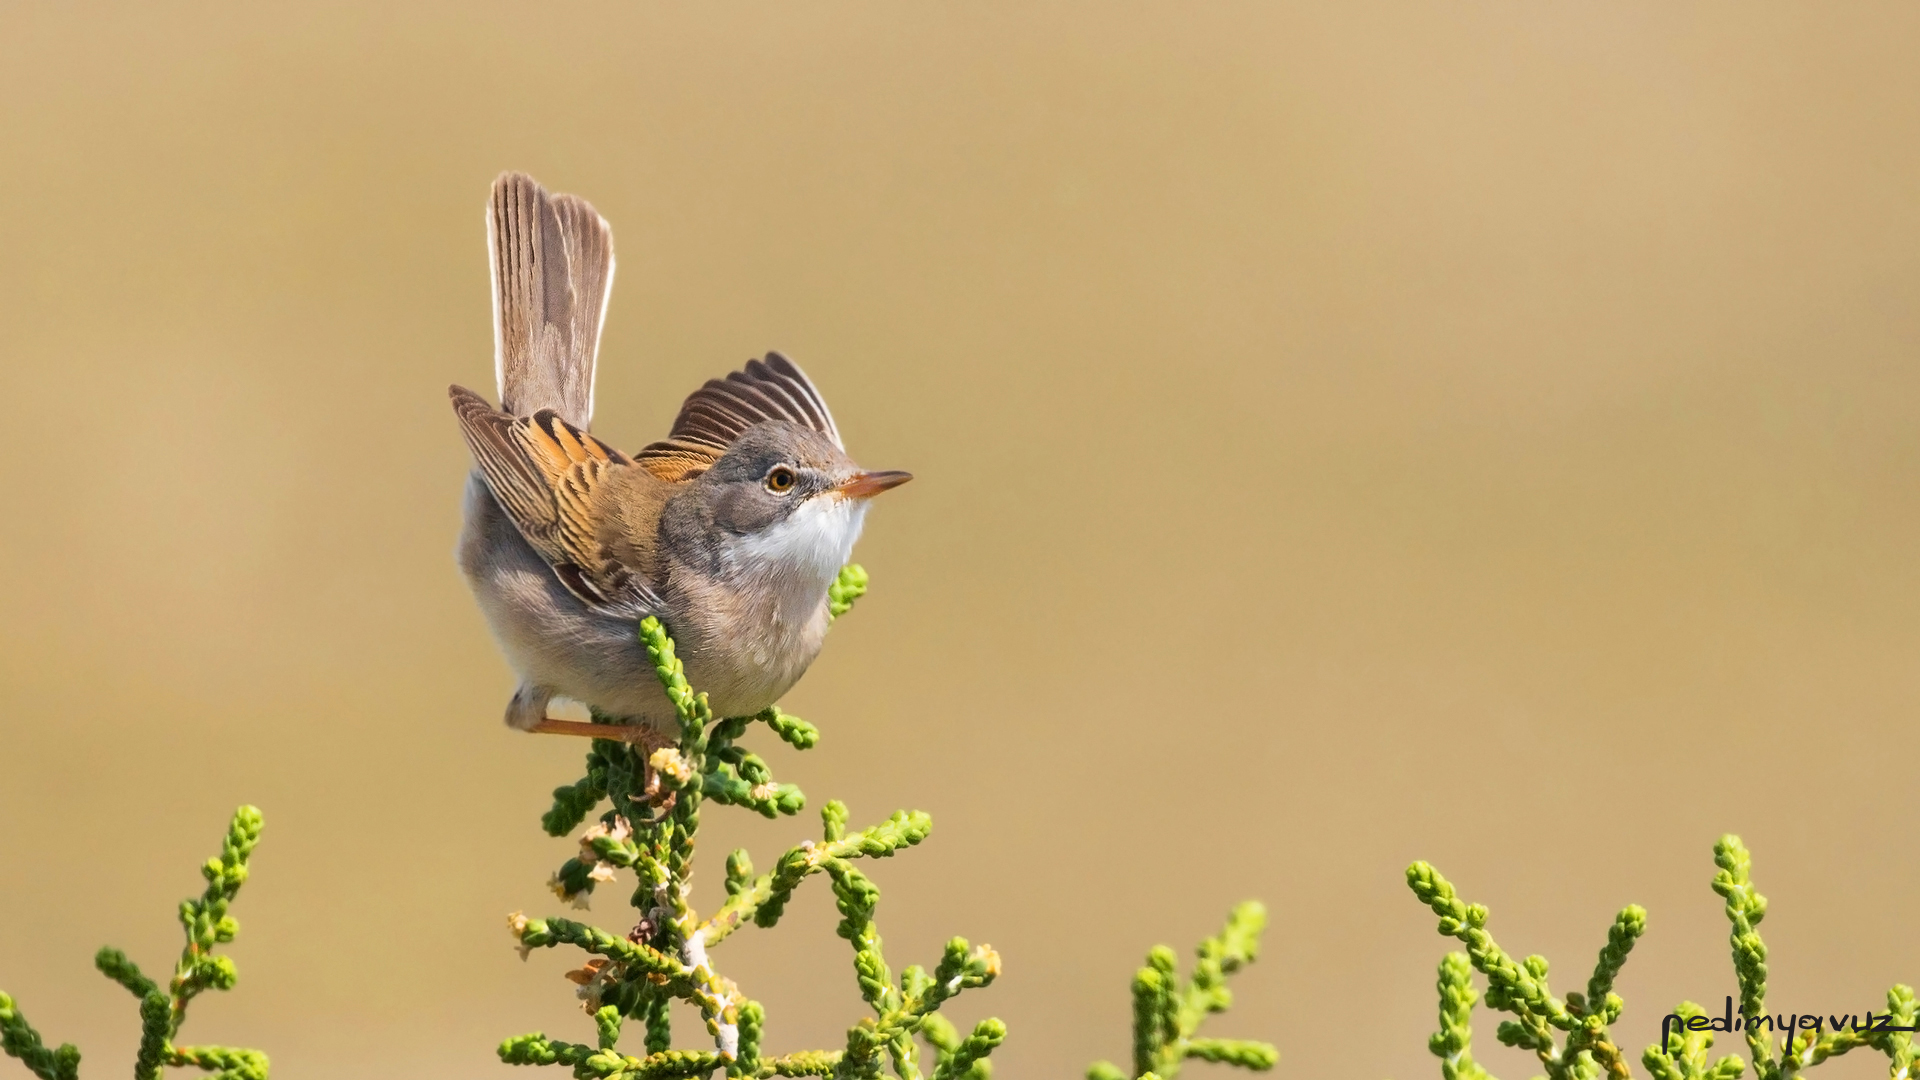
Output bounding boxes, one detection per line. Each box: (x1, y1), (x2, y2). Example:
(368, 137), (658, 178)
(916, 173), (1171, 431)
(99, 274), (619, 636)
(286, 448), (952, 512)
(450, 384), (662, 615)
(635, 352), (843, 481)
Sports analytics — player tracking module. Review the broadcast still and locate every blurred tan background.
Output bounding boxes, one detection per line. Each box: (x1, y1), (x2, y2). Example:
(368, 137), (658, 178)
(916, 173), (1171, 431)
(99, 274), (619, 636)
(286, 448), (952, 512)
(3, 3), (1918, 1078)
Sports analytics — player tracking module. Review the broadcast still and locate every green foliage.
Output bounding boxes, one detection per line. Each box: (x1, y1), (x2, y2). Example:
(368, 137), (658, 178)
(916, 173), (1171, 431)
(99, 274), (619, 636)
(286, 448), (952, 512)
(503, 566), (1007, 1080)
(1409, 835), (1917, 1080)
(1429, 952), (1492, 1080)
(6, 564), (1280, 1080)
(1086, 902), (1279, 1080)
(826, 564), (868, 622)
(1643, 1001), (1745, 1080)
(0, 807), (271, 1080)
(0, 994), (80, 1080)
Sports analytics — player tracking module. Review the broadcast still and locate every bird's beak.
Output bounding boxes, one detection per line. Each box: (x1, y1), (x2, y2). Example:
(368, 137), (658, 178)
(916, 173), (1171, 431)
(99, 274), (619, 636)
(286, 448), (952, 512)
(835, 470), (913, 500)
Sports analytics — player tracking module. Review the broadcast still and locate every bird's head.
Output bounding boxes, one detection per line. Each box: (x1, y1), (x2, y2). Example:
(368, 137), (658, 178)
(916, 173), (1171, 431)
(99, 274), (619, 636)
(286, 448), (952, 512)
(692, 421), (911, 585)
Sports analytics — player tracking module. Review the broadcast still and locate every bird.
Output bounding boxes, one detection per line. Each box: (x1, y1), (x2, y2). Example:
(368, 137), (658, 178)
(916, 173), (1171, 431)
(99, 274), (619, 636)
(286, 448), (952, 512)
(450, 171), (911, 749)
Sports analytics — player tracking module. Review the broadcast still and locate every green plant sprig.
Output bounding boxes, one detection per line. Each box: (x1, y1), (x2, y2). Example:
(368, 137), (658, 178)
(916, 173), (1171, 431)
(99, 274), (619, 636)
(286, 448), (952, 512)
(1085, 901), (1279, 1080)
(0, 993), (79, 1080)
(1664, 836), (1916, 1080)
(1407, 860), (1641, 1080)
(1429, 952), (1494, 1080)
(1411, 836), (1917, 1080)
(826, 565), (868, 621)
(502, 565), (1006, 1080)
(1641, 1000), (1745, 1080)
(1, 807), (271, 1080)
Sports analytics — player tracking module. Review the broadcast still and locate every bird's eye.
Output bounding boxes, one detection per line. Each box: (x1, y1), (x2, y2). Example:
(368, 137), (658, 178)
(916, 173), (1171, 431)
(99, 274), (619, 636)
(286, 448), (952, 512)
(765, 465), (797, 493)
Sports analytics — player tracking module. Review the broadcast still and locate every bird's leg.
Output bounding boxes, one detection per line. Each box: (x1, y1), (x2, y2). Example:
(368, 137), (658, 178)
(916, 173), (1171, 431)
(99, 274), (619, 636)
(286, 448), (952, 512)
(510, 685), (654, 743)
(524, 718), (656, 743)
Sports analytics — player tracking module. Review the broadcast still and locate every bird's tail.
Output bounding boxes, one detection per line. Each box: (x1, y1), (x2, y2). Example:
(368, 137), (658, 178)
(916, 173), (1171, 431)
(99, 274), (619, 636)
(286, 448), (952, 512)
(487, 171), (614, 426)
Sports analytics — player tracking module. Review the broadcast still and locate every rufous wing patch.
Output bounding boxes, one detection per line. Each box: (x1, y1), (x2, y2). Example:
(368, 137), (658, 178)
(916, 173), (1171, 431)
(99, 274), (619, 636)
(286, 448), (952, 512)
(449, 384), (658, 613)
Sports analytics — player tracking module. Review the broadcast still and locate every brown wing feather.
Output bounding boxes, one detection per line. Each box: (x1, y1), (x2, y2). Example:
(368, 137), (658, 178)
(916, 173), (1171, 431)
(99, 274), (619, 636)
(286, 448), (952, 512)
(450, 384), (659, 614)
(635, 352), (842, 481)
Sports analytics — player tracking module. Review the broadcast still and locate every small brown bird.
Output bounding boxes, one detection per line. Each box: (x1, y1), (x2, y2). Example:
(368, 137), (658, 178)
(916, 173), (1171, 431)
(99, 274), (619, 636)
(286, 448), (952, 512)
(451, 172), (910, 746)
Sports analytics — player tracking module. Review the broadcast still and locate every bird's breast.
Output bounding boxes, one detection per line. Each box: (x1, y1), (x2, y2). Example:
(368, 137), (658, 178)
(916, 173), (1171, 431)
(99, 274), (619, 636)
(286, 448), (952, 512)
(671, 573), (831, 716)
(665, 492), (866, 714)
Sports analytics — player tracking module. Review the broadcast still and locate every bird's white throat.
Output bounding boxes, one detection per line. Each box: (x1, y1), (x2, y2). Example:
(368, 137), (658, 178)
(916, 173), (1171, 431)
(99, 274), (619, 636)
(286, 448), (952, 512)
(723, 494), (870, 625)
